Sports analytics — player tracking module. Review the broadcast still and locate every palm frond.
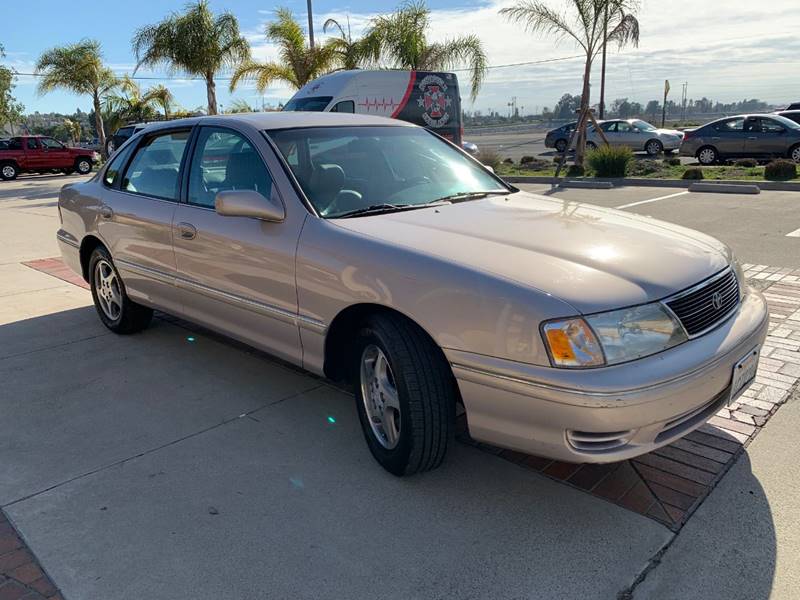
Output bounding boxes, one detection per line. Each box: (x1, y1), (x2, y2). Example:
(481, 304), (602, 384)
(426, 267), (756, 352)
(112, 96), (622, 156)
(424, 36), (487, 102)
(500, 1), (588, 51)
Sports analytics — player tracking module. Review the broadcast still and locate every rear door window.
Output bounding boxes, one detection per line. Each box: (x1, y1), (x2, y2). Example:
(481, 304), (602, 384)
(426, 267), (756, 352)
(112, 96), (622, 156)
(122, 130), (191, 201)
(715, 118), (744, 132)
(103, 143), (136, 187)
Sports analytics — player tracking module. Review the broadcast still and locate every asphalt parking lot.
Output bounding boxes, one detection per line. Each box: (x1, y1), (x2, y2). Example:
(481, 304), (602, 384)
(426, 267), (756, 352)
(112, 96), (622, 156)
(1, 174), (799, 599)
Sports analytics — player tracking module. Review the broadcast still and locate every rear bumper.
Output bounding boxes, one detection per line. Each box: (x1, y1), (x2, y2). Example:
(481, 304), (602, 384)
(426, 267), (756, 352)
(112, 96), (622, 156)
(448, 290), (768, 463)
(56, 229), (83, 278)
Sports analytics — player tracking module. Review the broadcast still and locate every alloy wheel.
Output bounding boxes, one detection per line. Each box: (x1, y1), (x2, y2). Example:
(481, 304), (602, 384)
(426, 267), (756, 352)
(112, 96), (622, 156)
(94, 259), (122, 321)
(2, 165), (16, 179)
(78, 160), (91, 174)
(792, 146), (800, 163)
(360, 344), (401, 449)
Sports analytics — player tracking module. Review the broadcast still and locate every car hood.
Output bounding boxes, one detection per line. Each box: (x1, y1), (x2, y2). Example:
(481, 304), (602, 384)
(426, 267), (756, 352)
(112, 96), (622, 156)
(332, 191), (730, 314)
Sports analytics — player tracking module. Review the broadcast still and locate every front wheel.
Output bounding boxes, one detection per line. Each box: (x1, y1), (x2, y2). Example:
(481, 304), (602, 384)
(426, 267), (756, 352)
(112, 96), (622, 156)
(354, 314), (456, 476)
(89, 247), (153, 334)
(697, 146), (718, 165)
(586, 141), (597, 151)
(76, 158), (93, 175)
(1, 163), (18, 180)
(790, 144), (800, 164)
(645, 139), (664, 156)
(555, 139), (568, 153)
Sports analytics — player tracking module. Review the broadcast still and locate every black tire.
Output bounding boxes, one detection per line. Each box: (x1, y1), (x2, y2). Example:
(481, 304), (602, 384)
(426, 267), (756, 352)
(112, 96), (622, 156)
(88, 246), (153, 334)
(645, 139), (663, 156)
(1, 162), (18, 181)
(354, 313), (456, 476)
(555, 139), (568, 153)
(789, 144), (800, 164)
(697, 146), (718, 165)
(76, 157), (93, 175)
(586, 141), (597, 151)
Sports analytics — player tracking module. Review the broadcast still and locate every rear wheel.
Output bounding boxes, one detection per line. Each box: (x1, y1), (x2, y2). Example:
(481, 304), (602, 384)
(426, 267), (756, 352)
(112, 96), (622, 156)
(555, 139), (568, 153)
(697, 146), (718, 165)
(645, 139), (663, 156)
(89, 247), (153, 334)
(1, 163), (18, 180)
(354, 313), (455, 476)
(76, 158), (92, 175)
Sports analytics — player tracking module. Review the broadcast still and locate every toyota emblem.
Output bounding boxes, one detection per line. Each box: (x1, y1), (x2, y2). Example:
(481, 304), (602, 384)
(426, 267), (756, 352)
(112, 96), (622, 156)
(711, 291), (723, 310)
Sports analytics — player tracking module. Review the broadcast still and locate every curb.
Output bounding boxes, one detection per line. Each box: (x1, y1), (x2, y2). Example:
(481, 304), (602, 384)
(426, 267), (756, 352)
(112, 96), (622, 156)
(504, 175), (800, 192)
(688, 182), (760, 194)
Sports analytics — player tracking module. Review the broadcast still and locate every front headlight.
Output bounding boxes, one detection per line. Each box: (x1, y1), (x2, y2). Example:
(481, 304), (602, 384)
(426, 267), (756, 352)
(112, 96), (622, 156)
(732, 257), (747, 298)
(542, 302), (688, 368)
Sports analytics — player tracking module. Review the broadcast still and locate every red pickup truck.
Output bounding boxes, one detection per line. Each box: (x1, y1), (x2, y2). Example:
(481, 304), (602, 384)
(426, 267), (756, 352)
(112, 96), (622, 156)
(0, 135), (99, 181)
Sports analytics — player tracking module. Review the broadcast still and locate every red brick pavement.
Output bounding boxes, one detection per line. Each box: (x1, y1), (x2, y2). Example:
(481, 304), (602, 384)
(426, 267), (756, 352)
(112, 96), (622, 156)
(0, 512), (62, 600)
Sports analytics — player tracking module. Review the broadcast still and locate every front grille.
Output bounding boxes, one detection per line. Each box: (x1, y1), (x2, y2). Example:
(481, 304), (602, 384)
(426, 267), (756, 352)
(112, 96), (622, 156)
(666, 269), (739, 336)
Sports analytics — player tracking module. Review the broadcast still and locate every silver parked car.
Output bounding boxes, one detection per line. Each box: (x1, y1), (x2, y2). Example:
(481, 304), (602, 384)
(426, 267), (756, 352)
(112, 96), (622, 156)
(680, 114), (800, 165)
(588, 119), (684, 155)
(57, 113), (768, 476)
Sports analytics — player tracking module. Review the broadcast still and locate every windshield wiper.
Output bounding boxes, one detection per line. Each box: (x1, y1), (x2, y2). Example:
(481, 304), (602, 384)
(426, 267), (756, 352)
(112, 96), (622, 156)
(433, 190), (510, 203)
(333, 199), (451, 219)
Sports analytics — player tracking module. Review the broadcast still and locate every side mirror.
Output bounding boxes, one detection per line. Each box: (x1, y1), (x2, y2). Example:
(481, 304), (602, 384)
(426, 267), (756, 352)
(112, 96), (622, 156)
(215, 188), (285, 222)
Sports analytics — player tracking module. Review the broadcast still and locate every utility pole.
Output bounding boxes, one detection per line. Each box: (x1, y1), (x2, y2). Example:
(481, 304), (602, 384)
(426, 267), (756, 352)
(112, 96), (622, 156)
(307, 0), (315, 48)
(681, 82), (688, 122)
(599, 1), (609, 119)
(662, 80), (670, 127)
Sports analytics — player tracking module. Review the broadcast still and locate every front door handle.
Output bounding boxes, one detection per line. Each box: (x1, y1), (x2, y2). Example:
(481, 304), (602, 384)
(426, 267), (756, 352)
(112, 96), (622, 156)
(747, 136), (758, 140)
(177, 222), (197, 240)
(99, 206), (113, 219)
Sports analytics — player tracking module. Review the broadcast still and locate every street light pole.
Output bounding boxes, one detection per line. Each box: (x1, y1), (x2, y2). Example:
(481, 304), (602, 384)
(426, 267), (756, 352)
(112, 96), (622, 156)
(307, 0), (315, 48)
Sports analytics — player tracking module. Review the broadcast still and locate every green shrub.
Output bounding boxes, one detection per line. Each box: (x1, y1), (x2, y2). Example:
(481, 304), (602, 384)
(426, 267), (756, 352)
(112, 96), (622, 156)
(566, 164), (585, 177)
(764, 159), (797, 180)
(586, 145), (634, 178)
(666, 156), (682, 166)
(476, 148), (502, 170)
(503, 157), (514, 164)
(628, 159), (662, 176)
(682, 167), (704, 180)
(734, 158), (758, 168)
(520, 155), (536, 164)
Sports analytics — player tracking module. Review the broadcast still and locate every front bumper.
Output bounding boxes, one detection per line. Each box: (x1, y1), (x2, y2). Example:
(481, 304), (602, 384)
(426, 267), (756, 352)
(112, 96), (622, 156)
(448, 289), (768, 463)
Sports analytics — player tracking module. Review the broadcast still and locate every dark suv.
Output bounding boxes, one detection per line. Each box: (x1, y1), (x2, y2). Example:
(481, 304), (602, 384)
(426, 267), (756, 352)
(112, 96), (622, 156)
(107, 123), (148, 155)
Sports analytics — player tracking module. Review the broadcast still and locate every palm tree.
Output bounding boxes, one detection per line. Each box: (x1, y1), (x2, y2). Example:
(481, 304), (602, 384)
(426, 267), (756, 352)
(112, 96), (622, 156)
(501, 0), (639, 165)
(132, 0), (250, 115)
(62, 118), (82, 145)
(104, 76), (160, 123)
(226, 98), (256, 113)
(230, 8), (337, 93)
(35, 40), (117, 157)
(323, 16), (379, 70)
(147, 84), (175, 119)
(599, 1), (640, 117)
(364, 1), (487, 102)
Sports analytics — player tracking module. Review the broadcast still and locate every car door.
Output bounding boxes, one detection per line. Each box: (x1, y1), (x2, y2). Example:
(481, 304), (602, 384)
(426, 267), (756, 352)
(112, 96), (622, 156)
(614, 121), (643, 149)
(39, 137), (73, 168)
(97, 127), (191, 315)
(171, 125), (303, 364)
(598, 121), (619, 145)
(746, 117), (788, 157)
(709, 118), (746, 157)
(23, 137), (46, 169)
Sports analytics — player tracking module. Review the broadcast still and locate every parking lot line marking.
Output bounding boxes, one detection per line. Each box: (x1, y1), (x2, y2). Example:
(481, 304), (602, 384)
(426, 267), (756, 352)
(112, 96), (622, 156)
(615, 190), (690, 210)
(786, 228), (800, 238)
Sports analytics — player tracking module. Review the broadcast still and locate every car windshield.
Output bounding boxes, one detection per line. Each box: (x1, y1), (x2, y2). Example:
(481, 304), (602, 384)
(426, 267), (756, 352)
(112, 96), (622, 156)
(632, 120), (657, 131)
(268, 126), (509, 218)
(283, 96), (334, 112)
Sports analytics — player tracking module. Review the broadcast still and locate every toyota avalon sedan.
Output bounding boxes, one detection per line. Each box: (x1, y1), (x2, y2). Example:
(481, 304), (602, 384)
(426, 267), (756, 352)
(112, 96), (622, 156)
(56, 112), (768, 476)
(588, 119), (684, 155)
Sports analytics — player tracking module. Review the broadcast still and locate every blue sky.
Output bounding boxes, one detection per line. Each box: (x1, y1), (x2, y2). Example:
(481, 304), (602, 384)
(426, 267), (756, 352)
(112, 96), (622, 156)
(4, 0), (800, 116)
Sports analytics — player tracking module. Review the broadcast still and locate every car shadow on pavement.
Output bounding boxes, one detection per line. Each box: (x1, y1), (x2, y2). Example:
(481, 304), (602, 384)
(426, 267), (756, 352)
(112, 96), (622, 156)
(0, 306), (779, 600)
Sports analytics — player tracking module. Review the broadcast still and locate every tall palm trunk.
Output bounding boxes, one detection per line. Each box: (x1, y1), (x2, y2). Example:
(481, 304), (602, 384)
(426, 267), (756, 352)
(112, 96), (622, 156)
(93, 91), (107, 158)
(205, 73), (218, 115)
(575, 57), (592, 166)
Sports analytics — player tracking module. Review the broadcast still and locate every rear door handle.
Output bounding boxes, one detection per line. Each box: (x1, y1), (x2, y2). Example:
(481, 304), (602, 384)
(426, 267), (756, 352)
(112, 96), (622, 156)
(99, 206), (113, 219)
(177, 222), (197, 240)
(747, 136), (758, 140)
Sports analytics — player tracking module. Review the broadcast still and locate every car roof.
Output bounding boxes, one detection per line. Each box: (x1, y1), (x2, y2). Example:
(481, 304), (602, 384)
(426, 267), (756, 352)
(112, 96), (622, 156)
(141, 112), (413, 135)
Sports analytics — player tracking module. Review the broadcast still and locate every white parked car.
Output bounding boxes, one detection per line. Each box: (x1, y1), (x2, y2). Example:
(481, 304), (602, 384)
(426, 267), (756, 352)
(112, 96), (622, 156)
(588, 119), (684, 155)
